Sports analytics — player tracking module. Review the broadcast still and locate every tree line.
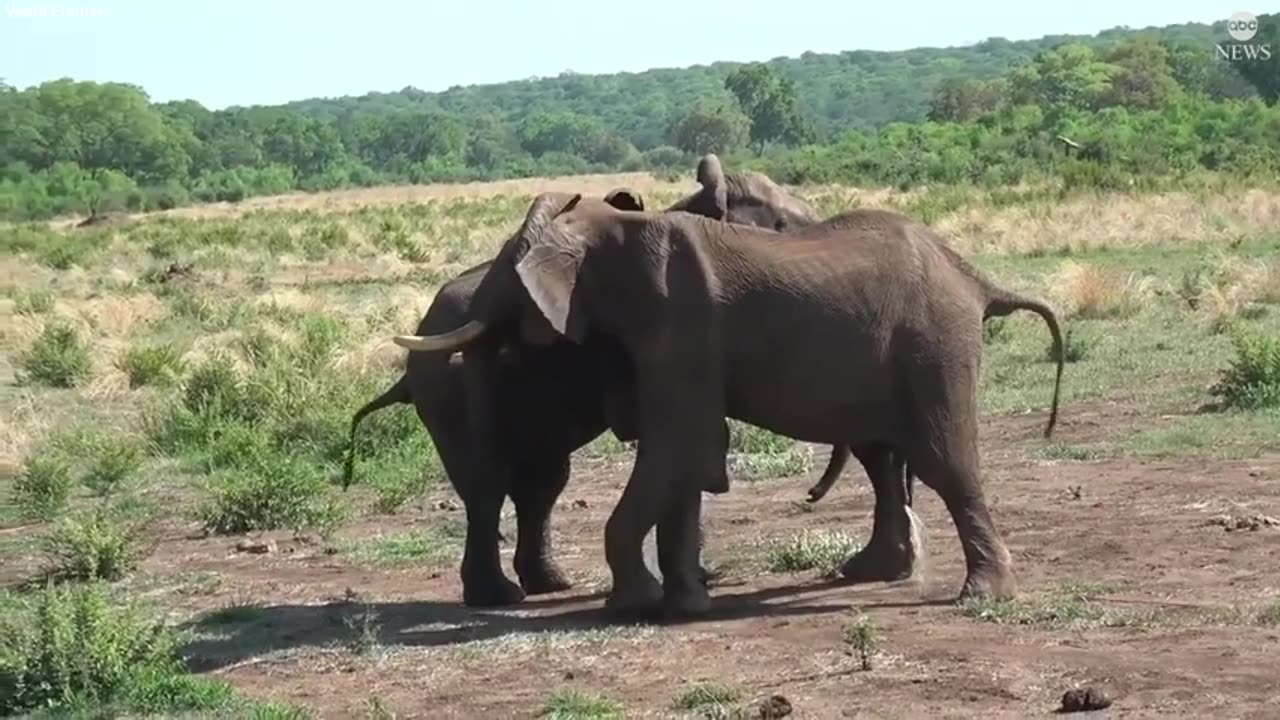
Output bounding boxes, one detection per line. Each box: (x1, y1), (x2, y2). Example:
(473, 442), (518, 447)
(0, 15), (1276, 221)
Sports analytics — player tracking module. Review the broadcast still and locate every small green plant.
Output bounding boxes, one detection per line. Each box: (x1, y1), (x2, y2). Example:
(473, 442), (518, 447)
(116, 343), (187, 388)
(1210, 330), (1280, 410)
(366, 696), (398, 719)
(14, 455), (74, 521)
(21, 321), (92, 387)
(1048, 327), (1091, 364)
(1255, 601), (1280, 626)
(342, 604), (382, 657)
(842, 612), (880, 670)
(339, 526), (461, 568)
(81, 436), (143, 496)
(672, 683), (745, 718)
(764, 529), (859, 575)
(537, 689), (624, 719)
(983, 316), (1009, 344)
(14, 289), (54, 316)
(42, 503), (152, 581)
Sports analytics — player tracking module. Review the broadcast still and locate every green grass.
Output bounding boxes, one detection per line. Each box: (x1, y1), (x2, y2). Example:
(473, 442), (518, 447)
(41, 502), (152, 582)
(1210, 330), (1280, 410)
(337, 525), (462, 568)
(672, 683), (746, 719)
(536, 689), (624, 719)
(13, 454), (74, 521)
(763, 529), (859, 575)
(116, 343), (187, 388)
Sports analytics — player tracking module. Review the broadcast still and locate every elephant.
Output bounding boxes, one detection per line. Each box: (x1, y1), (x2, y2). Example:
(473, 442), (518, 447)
(345, 156), (859, 608)
(392, 192), (1065, 617)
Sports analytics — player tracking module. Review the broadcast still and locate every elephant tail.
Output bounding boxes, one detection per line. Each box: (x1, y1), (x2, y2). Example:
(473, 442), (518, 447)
(343, 374), (412, 490)
(984, 288), (1064, 439)
(806, 444), (851, 502)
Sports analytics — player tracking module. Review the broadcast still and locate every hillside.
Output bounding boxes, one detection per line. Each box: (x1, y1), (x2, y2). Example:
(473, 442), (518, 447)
(282, 21), (1225, 143)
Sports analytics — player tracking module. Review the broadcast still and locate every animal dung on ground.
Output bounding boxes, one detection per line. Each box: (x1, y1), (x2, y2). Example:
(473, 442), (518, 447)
(1059, 685), (1113, 713)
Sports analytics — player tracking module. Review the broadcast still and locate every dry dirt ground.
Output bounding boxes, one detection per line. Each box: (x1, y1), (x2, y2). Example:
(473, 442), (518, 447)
(105, 401), (1280, 719)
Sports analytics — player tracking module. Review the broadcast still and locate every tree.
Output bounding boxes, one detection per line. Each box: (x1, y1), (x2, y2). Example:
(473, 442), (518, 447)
(1100, 38), (1181, 109)
(1231, 12), (1279, 104)
(1008, 44), (1118, 110)
(927, 77), (1004, 121)
(669, 102), (749, 155)
(724, 63), (815, 153)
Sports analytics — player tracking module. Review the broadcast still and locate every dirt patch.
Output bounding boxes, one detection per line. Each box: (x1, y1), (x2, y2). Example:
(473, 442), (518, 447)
(102, 406), (1280, 719)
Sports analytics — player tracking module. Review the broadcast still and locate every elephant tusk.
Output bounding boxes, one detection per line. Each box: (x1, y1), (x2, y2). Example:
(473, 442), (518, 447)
(393, 319), (488, 352)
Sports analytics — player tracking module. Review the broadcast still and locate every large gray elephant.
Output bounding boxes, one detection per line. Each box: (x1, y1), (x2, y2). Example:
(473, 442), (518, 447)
(392, 193), (1065, 617)
(345, 156), (858, 608)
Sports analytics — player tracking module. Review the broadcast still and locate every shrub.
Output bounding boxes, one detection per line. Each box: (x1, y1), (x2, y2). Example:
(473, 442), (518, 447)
(672, 683), (745, 718)
(1210, 330), (1280, 410)
(14, 290), (54, 316)
(0, 584), (179, 715)
(198, 456), (347, 535)
(21, 321), (92, 387)
(43, 504), (152, 581)
(765, 529), (859, 574)
(537, 689), (623, 719)
(14, 455), (74, 521)
(81, 436), (143, 496)
(116, 344), (187, 388)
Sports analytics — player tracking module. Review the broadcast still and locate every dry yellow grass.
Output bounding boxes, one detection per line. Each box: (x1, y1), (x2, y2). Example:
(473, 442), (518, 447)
(1047, 260), (1158, 319)
(937, 188), (1280, 256)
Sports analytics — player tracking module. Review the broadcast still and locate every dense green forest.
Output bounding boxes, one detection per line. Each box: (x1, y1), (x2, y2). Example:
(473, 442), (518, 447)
(1, 15), (1277, 221)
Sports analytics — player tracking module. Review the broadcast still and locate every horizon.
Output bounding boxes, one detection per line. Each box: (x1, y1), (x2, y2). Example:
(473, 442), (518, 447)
(0, 0), (1242, 110)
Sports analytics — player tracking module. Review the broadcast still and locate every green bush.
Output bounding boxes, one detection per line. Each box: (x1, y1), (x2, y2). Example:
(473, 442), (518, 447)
(21, 321), (92, 387)
(81, 436), (143, 496)
(14, 455), (74, 521)
(1211, 330), (1280, 410)
(198, 456), (347, 535)
(43, 504), (151, 581)
(116, 343), (187, 388)
(13, 290), (54, 316)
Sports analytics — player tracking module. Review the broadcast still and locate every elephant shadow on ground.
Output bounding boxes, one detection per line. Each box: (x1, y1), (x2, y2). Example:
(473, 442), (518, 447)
(180, 579), (947, 672)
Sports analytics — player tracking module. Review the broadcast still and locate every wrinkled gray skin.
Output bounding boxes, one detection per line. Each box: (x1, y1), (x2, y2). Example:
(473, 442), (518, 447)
(393, 194), (1064, 617)
(345, 158), (846, 608)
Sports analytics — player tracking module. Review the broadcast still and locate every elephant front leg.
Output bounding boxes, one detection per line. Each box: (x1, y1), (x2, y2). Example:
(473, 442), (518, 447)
(510, 453), (574, 595)
(839, 444), (922, 584)
(657, 490), (710, 617)
(603, 442), (666, 614)
(459, 491), (526, 607)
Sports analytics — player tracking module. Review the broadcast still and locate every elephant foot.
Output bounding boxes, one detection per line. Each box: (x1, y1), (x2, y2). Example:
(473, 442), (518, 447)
(958, 564), (1017, 602)
(838, 533), (918, 584)
(604, 574), (664, 615)
(697, 564), (717, 587)
(661, 583), (712, 620)
(517, 563), (574, 595)
(462, 574), (526, 608)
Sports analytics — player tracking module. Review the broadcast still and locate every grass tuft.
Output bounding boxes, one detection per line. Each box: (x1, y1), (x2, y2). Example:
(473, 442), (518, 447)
(13, 454), (74, 521)
(764, 529), (859, 574)
(1210, 330), (1280, 410)
(537, 689), (624, 719)
(20, 321), (92, 388)
(116, 344), (187, 388)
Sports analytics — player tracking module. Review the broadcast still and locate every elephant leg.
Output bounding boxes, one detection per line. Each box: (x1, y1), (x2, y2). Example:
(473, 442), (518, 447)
(838, 443), (921, 584)
(420, 410), (524, 607)
(603, 441), (666, 613)
(656, 489), (710, 617)
(510, 452), (574, 595)
(806, 444), (851, 502)
(908, 365), (1015, 601)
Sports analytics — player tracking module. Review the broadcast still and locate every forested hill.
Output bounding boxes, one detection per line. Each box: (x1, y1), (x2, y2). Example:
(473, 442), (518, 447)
(282, 21), (1223, 143)
(3, 14), (1278, 222)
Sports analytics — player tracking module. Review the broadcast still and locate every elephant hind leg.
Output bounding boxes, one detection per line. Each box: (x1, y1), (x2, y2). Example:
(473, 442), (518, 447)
(510, 453), (574, 595)
(906, 365), (1015, 601)
(838, 443), (923, 584)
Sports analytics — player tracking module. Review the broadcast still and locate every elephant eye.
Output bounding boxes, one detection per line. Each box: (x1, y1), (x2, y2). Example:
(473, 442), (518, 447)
(774, 219), (787, 231)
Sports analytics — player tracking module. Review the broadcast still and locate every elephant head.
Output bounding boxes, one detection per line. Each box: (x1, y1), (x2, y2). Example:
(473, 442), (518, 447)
(665, 153), (822, 231)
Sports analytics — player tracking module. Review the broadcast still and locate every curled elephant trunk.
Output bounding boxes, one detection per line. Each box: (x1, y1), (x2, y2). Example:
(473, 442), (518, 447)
(393, 319), (488, 352)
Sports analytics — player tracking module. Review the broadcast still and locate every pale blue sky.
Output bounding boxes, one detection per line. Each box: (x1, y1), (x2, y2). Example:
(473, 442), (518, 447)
(0, 0), (1241, 109)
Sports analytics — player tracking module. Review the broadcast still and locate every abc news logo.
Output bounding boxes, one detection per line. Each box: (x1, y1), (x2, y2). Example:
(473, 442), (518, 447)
(1217, 11), (1273, 61)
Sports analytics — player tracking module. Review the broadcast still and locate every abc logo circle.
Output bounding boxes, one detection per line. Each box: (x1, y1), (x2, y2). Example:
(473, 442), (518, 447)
(1228, 11), (1258, 42)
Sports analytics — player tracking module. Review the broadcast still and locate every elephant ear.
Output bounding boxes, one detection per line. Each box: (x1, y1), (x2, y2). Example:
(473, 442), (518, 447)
(514, 193), (587, 343)
(695, 153), (727, 220)
(603, 188), (645, 211)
